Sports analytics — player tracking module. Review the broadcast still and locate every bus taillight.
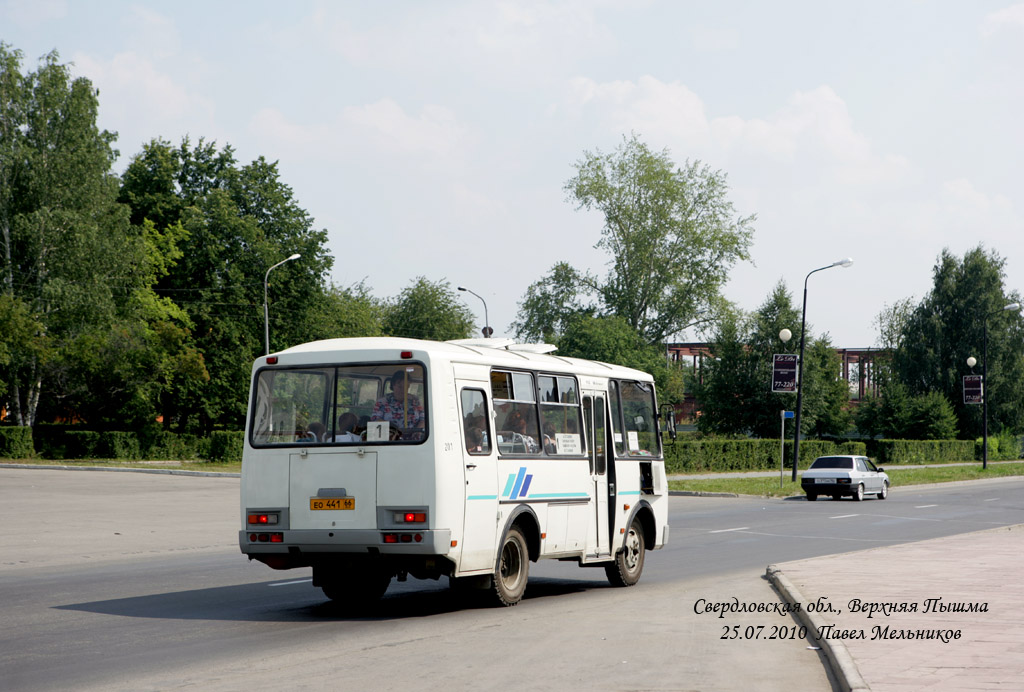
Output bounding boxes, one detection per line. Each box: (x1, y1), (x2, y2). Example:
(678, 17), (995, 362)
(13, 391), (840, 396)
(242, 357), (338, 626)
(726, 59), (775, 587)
(248, 512), (279, 526)
(394, 511), (427, 524)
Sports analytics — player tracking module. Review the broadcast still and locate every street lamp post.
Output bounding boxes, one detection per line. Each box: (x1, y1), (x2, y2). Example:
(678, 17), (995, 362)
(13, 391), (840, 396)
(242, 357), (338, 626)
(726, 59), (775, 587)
(457, 286), (491, 337)
(982, 302), (1021, 469)
(264, 253), (301, 355)
(791, 258), (854, 481)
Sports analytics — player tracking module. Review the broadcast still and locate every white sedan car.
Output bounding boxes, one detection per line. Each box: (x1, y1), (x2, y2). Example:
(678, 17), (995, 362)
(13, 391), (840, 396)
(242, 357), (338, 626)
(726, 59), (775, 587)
(801, 455), (890, 502)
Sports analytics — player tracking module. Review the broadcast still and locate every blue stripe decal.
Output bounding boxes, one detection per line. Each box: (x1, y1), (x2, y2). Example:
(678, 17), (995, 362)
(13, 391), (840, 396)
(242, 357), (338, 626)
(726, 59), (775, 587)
(510, 467), (527, 499)
(528, 492), (590, 498)
(501, 474), (517, 497)
(619, 490), (642, 496)
(468, 494), (498, 500)
(519, 475), (533, 497)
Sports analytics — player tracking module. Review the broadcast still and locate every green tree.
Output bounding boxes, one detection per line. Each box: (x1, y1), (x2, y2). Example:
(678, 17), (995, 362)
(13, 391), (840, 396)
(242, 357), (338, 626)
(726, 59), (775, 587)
(383, 277), (475, 341)
(510, 262), (594, 343)
(118, 137), (334, 432)
(855, 382), (957, 440)
(307, 281), (385, 340)
(515, 133), (754, 345)
(0, 45), (150, 426)
(890, 246), (1024, 438)
(801, 336), (852, 438)
(692, 281), (848, 438)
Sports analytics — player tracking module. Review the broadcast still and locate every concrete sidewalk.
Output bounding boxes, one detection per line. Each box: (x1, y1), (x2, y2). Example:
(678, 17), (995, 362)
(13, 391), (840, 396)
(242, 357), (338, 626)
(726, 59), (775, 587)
(768, 524), (1024, 692)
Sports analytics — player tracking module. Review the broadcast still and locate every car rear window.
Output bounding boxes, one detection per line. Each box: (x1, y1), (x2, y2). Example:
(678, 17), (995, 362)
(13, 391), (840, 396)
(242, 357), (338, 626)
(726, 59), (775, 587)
(810, 457), (853, 469)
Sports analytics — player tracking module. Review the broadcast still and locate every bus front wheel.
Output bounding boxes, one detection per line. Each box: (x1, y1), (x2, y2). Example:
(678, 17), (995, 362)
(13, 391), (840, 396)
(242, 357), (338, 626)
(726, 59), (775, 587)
(493, 526), (529, 606)
(605, 518), (645, 587)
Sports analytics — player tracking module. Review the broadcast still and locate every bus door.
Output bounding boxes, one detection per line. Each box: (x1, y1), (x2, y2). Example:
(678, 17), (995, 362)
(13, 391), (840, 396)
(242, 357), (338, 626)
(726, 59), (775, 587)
(583, 395), (610, 557)
(457, 384), (498, 572)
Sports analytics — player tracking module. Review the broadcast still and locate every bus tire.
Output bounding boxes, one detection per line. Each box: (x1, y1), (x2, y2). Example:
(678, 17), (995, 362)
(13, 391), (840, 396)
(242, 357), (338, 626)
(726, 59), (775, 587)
(605, 517), (645, 587)
(493, 526), (529, 606)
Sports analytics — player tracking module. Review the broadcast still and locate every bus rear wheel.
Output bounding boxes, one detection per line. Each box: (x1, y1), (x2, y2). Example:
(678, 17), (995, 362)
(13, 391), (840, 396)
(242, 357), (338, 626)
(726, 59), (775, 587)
(605, 518), (645, 587)
(318, 564), (391, 609)
(493, 526), (529, 606)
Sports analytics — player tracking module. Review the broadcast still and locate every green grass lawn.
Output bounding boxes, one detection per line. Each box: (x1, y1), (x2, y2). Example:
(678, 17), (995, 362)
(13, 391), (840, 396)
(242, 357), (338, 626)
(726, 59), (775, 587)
(0, 458), (242, 474)
(668, 462), (1024, 498)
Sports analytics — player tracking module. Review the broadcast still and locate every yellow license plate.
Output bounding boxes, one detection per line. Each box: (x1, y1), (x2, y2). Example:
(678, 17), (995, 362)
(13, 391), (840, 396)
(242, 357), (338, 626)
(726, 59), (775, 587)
(310, 497), (355, 511)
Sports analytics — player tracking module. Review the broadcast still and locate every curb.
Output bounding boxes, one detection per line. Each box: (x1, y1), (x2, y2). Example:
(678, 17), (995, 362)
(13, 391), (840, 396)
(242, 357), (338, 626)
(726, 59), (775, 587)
(668, 490), (739, 498)
(0, 463), (239, 478)
(766, 564), (869, 692)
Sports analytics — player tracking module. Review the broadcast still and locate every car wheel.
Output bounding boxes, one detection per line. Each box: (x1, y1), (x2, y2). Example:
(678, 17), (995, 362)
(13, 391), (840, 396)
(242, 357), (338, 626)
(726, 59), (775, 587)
(492, 526), (529, 606)
(853, 484), (864, 501)
(878, 481), (889, 500)
(806, 493), (817, 502)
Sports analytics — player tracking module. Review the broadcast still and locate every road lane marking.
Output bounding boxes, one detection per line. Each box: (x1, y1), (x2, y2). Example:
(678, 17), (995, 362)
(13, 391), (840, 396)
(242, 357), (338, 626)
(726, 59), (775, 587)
(915, 505), (938, 509)
(709, 527), (750, 533)
(269, 578), (313, 587)
(984, 498), (999, 502)
(830, 514), (859, 519)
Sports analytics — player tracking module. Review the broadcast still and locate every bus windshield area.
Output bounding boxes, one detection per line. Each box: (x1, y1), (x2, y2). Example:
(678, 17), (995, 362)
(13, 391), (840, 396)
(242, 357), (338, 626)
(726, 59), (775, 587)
(610, 380), (661, 457)
(250, 363), (427, 446)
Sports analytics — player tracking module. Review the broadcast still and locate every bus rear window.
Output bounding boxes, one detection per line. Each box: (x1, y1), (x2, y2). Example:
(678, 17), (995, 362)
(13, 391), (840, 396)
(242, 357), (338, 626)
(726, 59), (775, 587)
(250, 363), (428, 446)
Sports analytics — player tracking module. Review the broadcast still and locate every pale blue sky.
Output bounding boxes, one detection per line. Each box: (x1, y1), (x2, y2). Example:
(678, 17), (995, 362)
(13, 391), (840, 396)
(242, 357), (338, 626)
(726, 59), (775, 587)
(4, 0), (1023, 348)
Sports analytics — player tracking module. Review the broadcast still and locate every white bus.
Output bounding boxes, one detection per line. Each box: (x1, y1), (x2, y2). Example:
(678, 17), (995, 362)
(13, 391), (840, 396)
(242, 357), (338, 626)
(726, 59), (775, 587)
(240, 337), (671, 607)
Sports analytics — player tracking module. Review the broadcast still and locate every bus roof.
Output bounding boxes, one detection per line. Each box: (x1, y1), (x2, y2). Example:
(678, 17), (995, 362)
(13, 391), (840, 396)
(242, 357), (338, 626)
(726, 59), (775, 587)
(266, 336), (654, 381)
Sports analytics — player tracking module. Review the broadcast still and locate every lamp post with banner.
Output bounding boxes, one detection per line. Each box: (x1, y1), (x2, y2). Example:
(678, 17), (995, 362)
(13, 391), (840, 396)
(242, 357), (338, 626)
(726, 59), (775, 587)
(774, 328), (795, 487)
(981, 303), (1022, 469)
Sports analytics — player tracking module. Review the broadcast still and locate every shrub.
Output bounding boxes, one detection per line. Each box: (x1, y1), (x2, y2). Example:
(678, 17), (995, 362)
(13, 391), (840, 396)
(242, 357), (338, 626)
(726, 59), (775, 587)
(865, 439), (974, 465)
(0, 426), (34, 458)
(206, 431), (244, 463)
(663, 438), (866, 474)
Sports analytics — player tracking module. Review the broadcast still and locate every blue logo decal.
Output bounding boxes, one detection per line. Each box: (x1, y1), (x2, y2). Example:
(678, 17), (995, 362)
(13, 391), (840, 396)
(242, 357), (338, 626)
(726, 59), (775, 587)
(503, 467), (533, 500)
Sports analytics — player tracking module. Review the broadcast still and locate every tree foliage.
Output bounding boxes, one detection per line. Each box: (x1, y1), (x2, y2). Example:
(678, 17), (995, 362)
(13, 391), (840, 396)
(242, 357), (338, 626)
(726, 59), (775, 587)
(0, 45), (151, 426)
(515, 133), (754, 346)
(691, 281), (849, 438)
(118, 137), (334, 432)
(886, 246), (1024, 438)
(383, 277), (475, 341)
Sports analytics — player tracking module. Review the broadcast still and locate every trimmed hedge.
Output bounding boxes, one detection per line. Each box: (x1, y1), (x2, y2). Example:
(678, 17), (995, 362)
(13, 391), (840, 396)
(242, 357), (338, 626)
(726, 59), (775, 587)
(0, 426), (34, 458)
(664, 439), (866, 474)
(864, 439), (974, 465)
(206, 431), (244, 463)
(25, 424), (238, 462)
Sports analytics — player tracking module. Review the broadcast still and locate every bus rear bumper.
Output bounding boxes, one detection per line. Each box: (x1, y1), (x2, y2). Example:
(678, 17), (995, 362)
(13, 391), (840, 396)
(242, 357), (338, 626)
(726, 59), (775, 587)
(239, 528), (452, 557)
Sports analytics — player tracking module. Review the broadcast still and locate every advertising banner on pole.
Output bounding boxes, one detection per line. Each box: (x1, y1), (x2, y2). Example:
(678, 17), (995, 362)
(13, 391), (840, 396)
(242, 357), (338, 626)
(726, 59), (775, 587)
(772, 354), (798, 393)
(963, 375), (983, 405)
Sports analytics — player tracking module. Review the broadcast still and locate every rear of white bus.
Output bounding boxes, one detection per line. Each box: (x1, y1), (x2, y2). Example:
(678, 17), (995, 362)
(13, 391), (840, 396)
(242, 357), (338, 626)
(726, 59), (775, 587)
(239, 344), (451, 606)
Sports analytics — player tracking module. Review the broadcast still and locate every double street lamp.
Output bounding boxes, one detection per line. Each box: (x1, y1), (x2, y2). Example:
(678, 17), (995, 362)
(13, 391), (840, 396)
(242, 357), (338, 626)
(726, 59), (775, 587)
(791, 258), (854, 481)
(264, 253), (301, 355)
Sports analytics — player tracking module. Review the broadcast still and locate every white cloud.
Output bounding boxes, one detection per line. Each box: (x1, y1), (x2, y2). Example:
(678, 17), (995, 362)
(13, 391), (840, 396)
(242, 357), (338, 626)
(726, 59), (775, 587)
(562, 77), (910, 185)
(981, 3), (1024, 35)
(73, 52), (197, 122)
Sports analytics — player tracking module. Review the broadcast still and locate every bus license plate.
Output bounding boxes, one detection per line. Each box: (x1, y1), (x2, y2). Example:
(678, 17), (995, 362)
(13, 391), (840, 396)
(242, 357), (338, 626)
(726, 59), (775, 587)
(310, 497), (355, 511)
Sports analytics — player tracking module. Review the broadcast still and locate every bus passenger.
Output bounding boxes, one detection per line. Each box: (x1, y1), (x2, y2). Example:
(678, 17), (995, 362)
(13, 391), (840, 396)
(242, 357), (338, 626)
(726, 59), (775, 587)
(334, 412), (361, 442)
(371, 371), (425, 429)
(505, 409), (540, 454)
(308, 421), (327, 442)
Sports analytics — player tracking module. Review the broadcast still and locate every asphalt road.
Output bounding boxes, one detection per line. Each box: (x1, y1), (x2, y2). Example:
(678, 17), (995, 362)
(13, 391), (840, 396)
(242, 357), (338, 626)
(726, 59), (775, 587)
(1, 468), (1021, 691)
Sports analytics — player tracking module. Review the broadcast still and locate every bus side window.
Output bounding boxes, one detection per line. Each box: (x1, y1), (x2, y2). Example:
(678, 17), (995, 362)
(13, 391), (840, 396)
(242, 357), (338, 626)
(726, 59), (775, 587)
(461, 389), (491, 455)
